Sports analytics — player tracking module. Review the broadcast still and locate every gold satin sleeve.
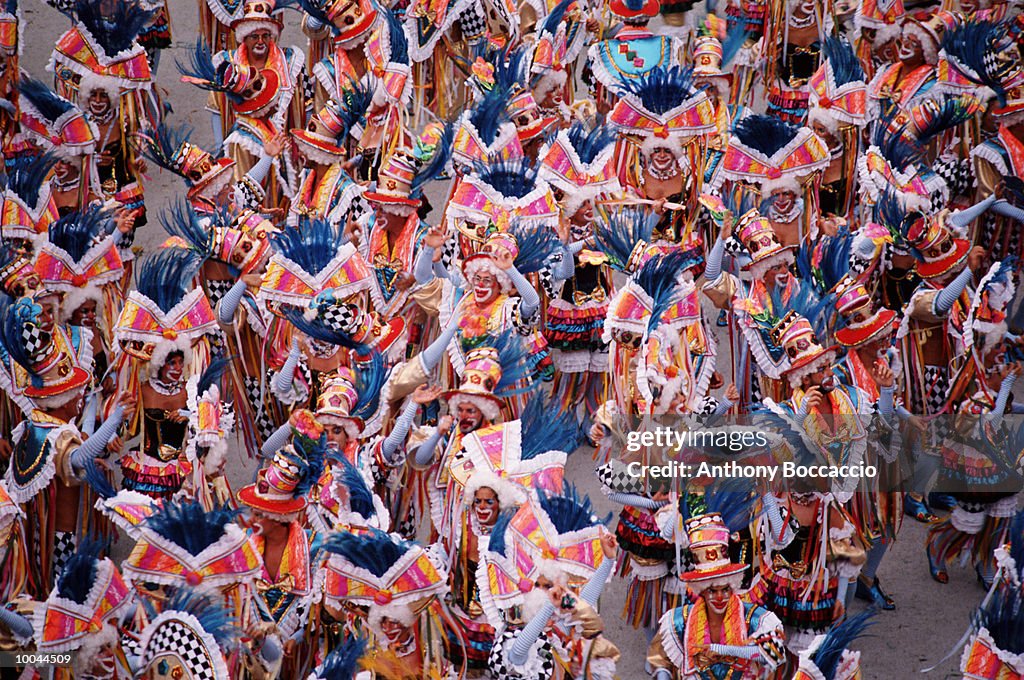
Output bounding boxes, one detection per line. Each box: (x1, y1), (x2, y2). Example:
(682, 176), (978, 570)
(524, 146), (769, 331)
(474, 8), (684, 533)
(411, 279), (444, 316)
(646, 632), (676, 676)
(387, 355), (429, 404)
(908, 290), (942, 323)
(571, 601), (604, 639)
(702, 273), (738, 310)
(53, 429), (84, 486)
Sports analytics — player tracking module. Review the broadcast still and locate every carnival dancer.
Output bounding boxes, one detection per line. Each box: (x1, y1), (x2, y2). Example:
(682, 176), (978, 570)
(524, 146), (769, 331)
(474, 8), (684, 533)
(0, 151), (60, 246)
(788, 611), (874, 680)
(121, 499), (282, 677)
(238, 432), (326, 677)
(866, 11), (945, 120)
(926, 260), (1023, 587)
(482, 484), (620, 680)
(0, 296), (129, 598)
(538, 122), (622, 415)
(48, 0), (160, 241)
(303, 0), (381, 109)
(111, 249), (218, 500)
(321, 527), (452, 677)
(647, 509), (786, 679)
(852, 0), (903, 79)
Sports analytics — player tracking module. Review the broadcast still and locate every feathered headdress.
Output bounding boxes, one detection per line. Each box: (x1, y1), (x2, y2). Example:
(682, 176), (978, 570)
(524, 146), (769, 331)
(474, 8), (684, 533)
(1, 151), (59, 241)
(603, 250), (702, 347)
(178, 38), (279, 116)
(452, 86), (523, 168)
(808, 36), (867, 132)
(443, 330), (539, 422)
(941, 19), (1024, 118)
(538, 122), (622, 213)
(610, 65), (717, 158)
(18, 76), (97, 157)
(238, 433), (327, 520)
(185, 356), (235, 472)
(309, 632), (368, 680)
(857, 115), (930, 211)
(723, 115), (830, 196)
(593, 206), (666, 274)
(259, 217), (373, 314)
(35, 204), (123, 322)
(137, 122), (236, 200)
(964, 258), (1018, 358)
(363, 121), (454, 210)
(793, 610), (875, 680)
(448, 157), (559, 238)
(125, 500), (261, 588)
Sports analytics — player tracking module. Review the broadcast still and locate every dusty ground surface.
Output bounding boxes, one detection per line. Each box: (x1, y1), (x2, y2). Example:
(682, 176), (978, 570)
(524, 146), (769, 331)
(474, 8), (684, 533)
(18, 2), (989, 677)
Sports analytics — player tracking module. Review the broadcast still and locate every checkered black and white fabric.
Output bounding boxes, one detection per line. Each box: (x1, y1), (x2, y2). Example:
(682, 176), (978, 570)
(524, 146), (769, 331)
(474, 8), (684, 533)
(318, 301), (360, 334)
(922, 364), (950, 415)
(488, 629), (556, 680)
(21, 322), (48, 360)
(143, 619), (219, 680)
(459, 3), (488, 40)
(205, 280), (236, 307)
(52, 531), (76, 587)
(597, 460), (646, 495)
(244, 375), (277, 441)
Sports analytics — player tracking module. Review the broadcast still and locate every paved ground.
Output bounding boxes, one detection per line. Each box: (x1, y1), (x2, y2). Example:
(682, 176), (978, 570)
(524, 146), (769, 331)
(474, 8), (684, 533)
(18, 2), (990, 677)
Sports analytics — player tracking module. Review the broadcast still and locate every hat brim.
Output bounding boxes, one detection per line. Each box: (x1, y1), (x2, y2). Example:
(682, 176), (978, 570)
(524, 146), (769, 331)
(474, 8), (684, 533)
(442, 389), (505, 409)
(782, 346), (838, 376)
(234, 69), (280, 116)
(916, 239), (969, 279)
(362, 192), (421, 207)
(740, 245), (797, 271)
(291, 128), (347, 159)
(835, 310), (898, 347)
(187, 159), (237, 199)
(680, 562), (748, 582)
(24, 366), (91, 399)
(237, 483), (308, 515)
(517, 116), (560, 143)
(356, 317), (406, 358)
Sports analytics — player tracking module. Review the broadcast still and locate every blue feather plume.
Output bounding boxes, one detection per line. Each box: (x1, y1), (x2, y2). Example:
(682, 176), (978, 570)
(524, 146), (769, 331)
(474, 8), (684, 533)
(332, 455), (376, 521)
(821, 36), (864, 86)
(270, 218), (343, 278)
(536, 481), (612, 533)
(767, 281), (833, 341)
(47, 204), (113, 263)
(83, 457), (117, 499)
(468, 88), (511, 146)
(134, 248), (203, 314)
(144, 500), (241, 556)
(796, 226), (853, 296)
(813, 609), (876, 679)
(473, 157), (543, 199)
(615, 65), (701, 115)
(67, 0), (156, 57)
(565, 122), (618, 165)
(315, 632), (368, 680)
(382, 7), (408, 65)
(18, 76), (75, 122)
(159, 198), (214, 255)
(942, 20), (1017, 106)
(55, 538), (105, 603)
(410, 121), (454, 199)
(196, 356), (230, 396)
(520, 393), (580, 459)
(634, 250), (692, 333)
(681, 478), (759, 531)
(594, 206), (657, 270)
(481, 330), (538, 397)
(291, 433), (327, 497)
(911, 95), (984, 148)
(732, 115), (801, 158)
(720, 24), (749, 68)
(282, 306), (373, 356)
(870, 114), (919, 172)
(0, 297), (46, 373)
(296, 0), (333, 31)
(322, 528), (413, 578)
(6, 152), (58, 208)
(351, 349), (386, 422)
(177, 39), (243, 104)
(539, 0), (572, 37)
(508, 222), (561, 275)
(336, 79), (374, 134)
(140, 122), (193, 177)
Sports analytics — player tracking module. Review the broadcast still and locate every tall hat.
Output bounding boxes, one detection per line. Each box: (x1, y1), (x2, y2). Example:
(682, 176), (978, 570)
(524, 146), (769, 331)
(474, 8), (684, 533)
(679, 511), (748, 587)
(530, 1), (586, 99)
(460, 225), (561, 292)
(178, 38), (280, 117)
(773, 311), (837, 386)
(807, 36), (867, 132)
(322, 528), (447, 626)
(897, 205), (970, 280)
(477, 484), (609, 626)
(723, 115), (830, 196)
(963, 259), (1017, 358)
(314, 365), (383, 438)
(259, 218), (374, 314)
(113, 248), (217, 366)
(362, 122), (454, 210)
(834, 278), (897, 347)
(34, 205), (124, 322)
(447, 158), (559, 240)
(0, 0), (19, 56)
(161, 200), (276, 276)
(854, 0), (903, 44)
(459, 393), (575, 510)
(1, 152), (60, 241)
(135, 589), (239, 680)
(610, 65), (718, 159)
(291, 80), (373, 164)
(17, 77), (97, 158)
(443, 331), (537, 421)
(736, 208), (796, 278)
(857, 120), (930, 212)
(48, 0), (155, 98)
(238, 434), (326, 519)
(33, 541), (133, 654)
(792, 610), (874, 680)
(231, 0), (285, 41)
(538, 123), (622, 214)
(123, 501), (261, 589)
(902, 9), (953, 65)
(941, 18), (1024, 122)
(452, 86), (524, 168)
(138, 123), (236, 202)
(0, 296), (91, 409)
(317, 0), (379, 46)
(609, 0), (660, 20)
